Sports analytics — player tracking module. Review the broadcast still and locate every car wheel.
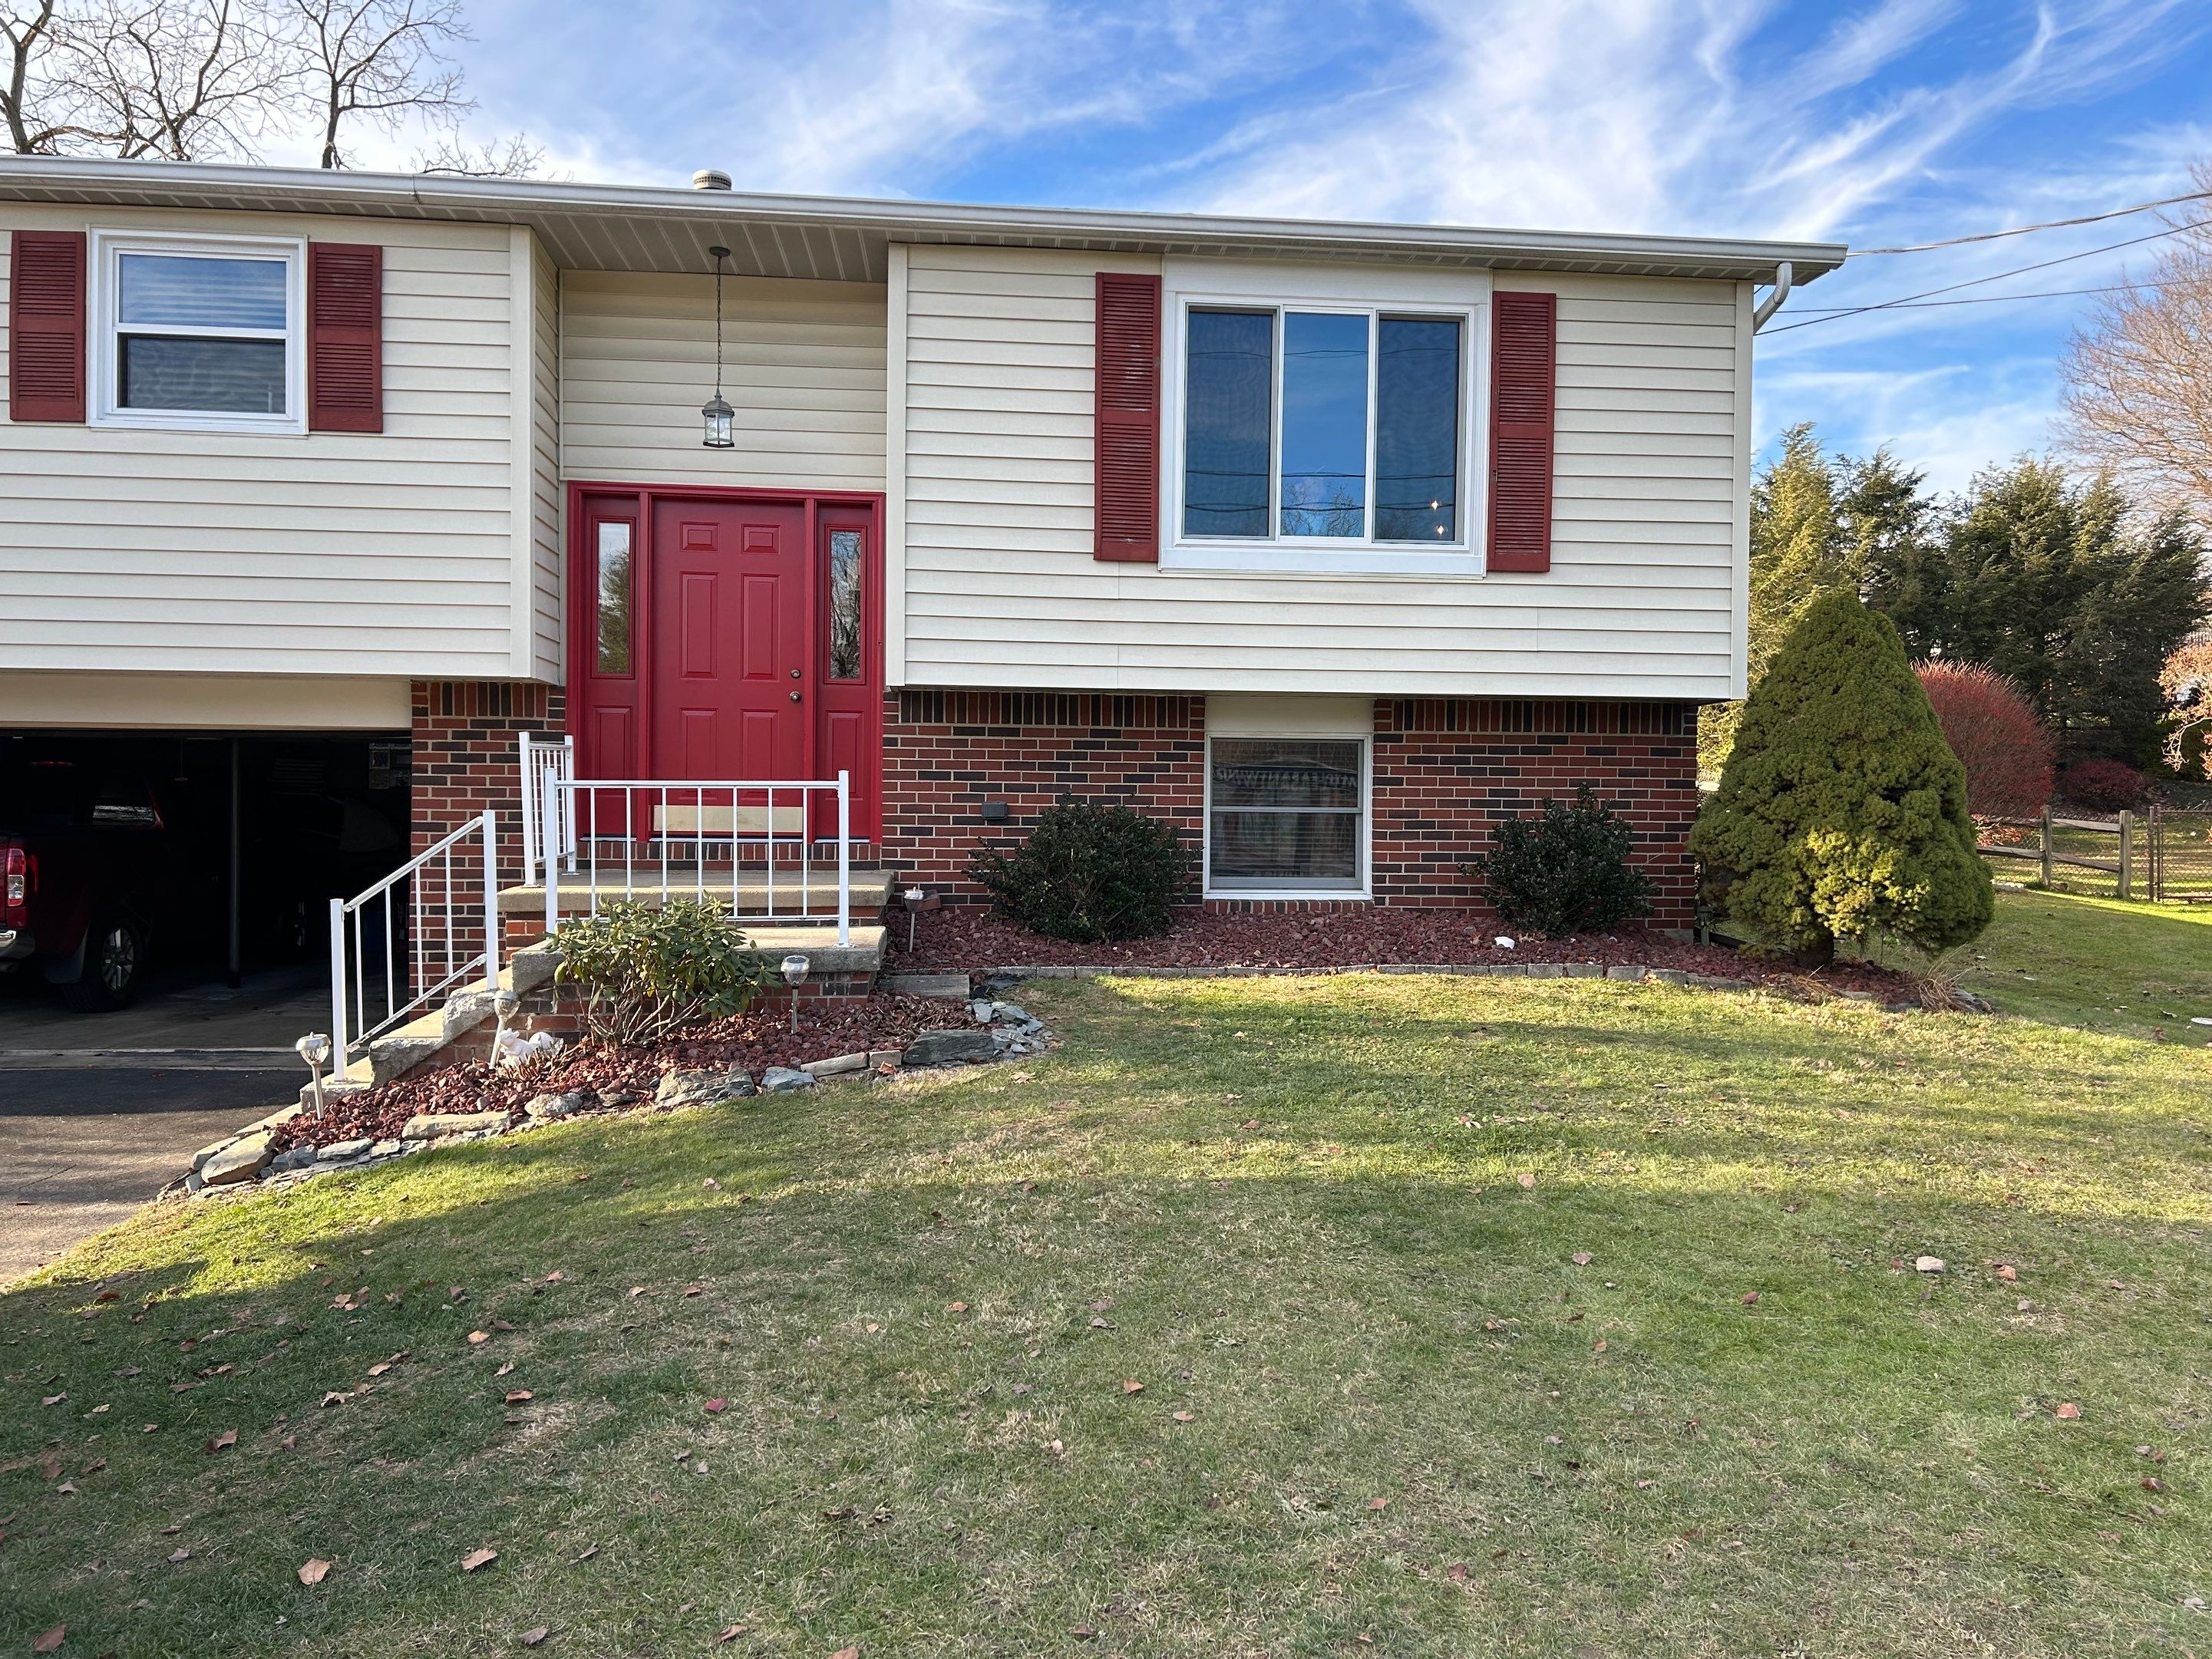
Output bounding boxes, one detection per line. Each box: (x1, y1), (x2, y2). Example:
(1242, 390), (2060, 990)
(61, 914), (145, 1011)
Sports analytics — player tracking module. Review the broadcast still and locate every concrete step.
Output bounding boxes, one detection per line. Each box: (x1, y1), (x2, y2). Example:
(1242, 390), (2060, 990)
(500, 869), (893, 919)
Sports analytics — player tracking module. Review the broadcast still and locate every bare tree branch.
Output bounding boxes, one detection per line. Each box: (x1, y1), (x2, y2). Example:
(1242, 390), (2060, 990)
(409, 127), (536, 176)
(292, 0), (473, 169)
(48, 0), (295, 160)
(2061, 160), (2212, 528)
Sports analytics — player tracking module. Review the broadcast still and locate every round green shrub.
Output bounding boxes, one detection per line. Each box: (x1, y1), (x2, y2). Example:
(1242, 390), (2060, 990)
(1461, 782), (1654, 935)
(969, 801), (1190, 943)
(1689, 590), (1992, 965)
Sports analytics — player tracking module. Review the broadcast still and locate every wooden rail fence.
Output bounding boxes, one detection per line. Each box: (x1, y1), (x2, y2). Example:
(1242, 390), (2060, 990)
(1979, 806), (2212, 902)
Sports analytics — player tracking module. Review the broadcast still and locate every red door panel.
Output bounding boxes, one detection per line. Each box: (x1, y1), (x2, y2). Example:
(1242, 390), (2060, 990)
(650, 500), (807, 786)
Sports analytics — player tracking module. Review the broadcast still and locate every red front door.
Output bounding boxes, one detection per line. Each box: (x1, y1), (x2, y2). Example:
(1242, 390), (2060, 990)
(570, 486), (885, 845)
(649, 498), (807, 781)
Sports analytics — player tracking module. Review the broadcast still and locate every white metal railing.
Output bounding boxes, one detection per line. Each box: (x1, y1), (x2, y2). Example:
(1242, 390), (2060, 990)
(329, 810), (499, 1077)
(540, 771), (850, 946)
(517, 731), (575, 885)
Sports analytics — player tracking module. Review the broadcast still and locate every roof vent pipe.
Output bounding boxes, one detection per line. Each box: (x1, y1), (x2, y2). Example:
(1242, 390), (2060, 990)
(692, 168), (732, 191)
(1751, 260), (1793, 331)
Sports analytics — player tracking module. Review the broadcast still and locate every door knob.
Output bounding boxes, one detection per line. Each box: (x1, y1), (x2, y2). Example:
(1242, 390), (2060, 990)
(789, 691), (801, 703)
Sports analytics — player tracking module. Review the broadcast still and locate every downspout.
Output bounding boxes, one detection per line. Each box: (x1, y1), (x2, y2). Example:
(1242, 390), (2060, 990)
(1751, 261), (1794, 331)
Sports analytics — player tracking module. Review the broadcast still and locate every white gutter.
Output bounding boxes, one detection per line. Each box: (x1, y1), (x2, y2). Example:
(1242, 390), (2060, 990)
(1751, 260), (1794, 331)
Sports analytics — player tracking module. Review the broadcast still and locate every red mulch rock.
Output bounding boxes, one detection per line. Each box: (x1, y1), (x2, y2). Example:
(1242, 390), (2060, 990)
(896, 905), (1913, 1000)
(275, 993), (983, 1154)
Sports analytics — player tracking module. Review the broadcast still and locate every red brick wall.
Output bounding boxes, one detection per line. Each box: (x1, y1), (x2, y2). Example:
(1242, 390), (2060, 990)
(411, 680), (565, 886)
(883, 688), (1699, 924)
(883, 690), (1206, 895)
(1373, 698), (1699, 925)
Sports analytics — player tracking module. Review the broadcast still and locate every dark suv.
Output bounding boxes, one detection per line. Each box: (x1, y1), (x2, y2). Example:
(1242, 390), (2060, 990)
(0, 757), (191, 1010)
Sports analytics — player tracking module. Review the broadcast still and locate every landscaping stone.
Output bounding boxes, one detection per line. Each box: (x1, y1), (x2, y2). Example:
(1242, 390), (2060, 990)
(969, 999), (995, 1024)
(1606, 965), (1649, 981)
(903, 1028), (999, 1067)
(653, 1069), (755, 1109)
(400, 1110), (511, 1141)
(1649, 968), (1692, 986)
(523, 1090), (593, 1122)
(867, 1049), (903, 1069)
(880, 972), (971, 999)
(199, 1132), (274, 1187)
(319, 1138), (373, 1161)
(368, 1140), (403, 1159)
(988, 1001), (1032, 1025)
(760, 1066), (817, 1093)
(800, 1052), (867, 1077)
(1524, 963), (1563, 979)
(190, 1136), (239, 1174)
(1562, 962), (1603, 978)
(269, 1144), (319, 1175)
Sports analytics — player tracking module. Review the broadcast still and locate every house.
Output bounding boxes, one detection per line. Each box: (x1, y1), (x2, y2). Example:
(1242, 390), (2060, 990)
(0, 157), (1843, 972)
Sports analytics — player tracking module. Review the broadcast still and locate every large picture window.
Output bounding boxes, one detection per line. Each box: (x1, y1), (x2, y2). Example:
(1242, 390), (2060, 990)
(91, 233), (305, 433)
(1180, 304), (1464, 547)
(1206, 735), (1367, 894)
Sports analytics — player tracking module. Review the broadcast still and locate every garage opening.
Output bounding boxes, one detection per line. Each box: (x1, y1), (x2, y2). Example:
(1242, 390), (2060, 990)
(0, 729), (408, 1017)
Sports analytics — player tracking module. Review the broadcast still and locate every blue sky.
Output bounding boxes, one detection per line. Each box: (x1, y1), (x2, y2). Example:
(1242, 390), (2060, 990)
(312, 0), (2212, 496)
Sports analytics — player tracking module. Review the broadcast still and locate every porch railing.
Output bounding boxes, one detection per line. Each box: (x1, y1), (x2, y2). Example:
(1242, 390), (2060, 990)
(329, 810), (499, 1078)
(517, 731), (575, 886)
(538, 771), (851, 946)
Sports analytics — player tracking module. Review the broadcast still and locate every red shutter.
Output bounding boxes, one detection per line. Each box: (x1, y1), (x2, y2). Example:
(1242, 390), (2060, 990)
(8, 231), (87, 424)
(1487, 289), (1556, 574)
(1094, 271), (1160, 562)
(308, 241), (382, 433)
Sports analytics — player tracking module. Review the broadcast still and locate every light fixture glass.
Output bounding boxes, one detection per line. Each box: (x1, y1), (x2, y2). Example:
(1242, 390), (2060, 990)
(702, 244), (735, 449)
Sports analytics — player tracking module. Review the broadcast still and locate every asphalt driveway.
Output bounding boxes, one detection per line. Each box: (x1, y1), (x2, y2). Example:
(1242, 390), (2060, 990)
(0, 965), (322, 1286)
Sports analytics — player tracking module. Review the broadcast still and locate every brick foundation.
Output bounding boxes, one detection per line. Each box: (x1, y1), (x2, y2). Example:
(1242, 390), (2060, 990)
(882, 688), (1699, 926)
(410, 680), (565, 885)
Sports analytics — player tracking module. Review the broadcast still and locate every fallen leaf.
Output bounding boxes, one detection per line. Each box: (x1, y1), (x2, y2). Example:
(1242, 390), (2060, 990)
(831, 1648), (859, 1659)
(1121, 1379), (1144, 1395)
(2055, 1402), (2082, 1420)
(461, 1547), (498, 1572)
(684, 1285), (703, 1298)
(574, 1544), (598, 1563)
(40, 1394), (64, 1407)
(1593, 1339), (1609, 1354)
(703, 1398), (729, 1415)
(299, 1557), (332, 1585)
(1444, 1562), (1469, 1582)
(2144, 1476), (2166, 1492)
(1995, 1264), (2019, 1281)
(521, 1629), (550, 1647)
(366, 1364), (392, 1378)
(205, 1429), (237, 1453)
(947, 1301), (969, 1314)
(1171, 1410), (1196, 1423)
(1741, 1291), (1761, 1305)
(626, 1287), (645, 1299)
(168, 1547), (190, 1563)
(716, 1626), (746, 1644)
(32, 1626), (64, 1653)
(545, 1271), (563, 1282)
(467, 1331), (490, 1345)
(1517, 1173), (1537, 1189)
(496, 1361), (515, 1377)
(505, 1390), (533, 1405)
(321, 1390), (349, 1408)
(1570, 1252), (1593, 1266)
(494, 1319), (516, 1332)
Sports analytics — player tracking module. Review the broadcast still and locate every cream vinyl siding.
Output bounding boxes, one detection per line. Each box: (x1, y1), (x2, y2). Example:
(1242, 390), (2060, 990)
(0, 206), (554, 684)
(560, 269), (886, 493)
(895, 244), (1751, 701)
(529, 239), (563, 679)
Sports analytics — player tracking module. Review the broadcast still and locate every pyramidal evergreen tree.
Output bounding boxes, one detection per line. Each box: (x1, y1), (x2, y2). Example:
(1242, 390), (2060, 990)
(1690, 589), (1993, 965)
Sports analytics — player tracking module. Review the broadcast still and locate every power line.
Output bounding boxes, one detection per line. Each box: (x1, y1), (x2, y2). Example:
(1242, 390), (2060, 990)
(1765, 216), (2212, 335)
(1787, 272), (2201, 315)
(1852, 186), (2212, 255)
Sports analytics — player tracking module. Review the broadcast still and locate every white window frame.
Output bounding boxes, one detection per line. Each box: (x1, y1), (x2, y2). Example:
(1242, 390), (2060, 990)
(1162, 257), (1492, 578)
(1202, 698), (1373, 900)
(90, 229), (308, 435)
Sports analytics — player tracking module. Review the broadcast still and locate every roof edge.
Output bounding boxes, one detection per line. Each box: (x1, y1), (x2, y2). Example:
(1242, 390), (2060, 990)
(0, 157), (1848, 280)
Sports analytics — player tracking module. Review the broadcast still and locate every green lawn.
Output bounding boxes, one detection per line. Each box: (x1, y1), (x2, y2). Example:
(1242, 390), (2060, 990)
(1958, 887), (2212, 1040)
(5, 892), (2210, 1657)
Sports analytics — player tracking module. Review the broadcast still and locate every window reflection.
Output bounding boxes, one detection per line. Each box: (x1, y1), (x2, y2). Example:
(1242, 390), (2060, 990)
(827, 529), (863, 680)
(595, 522), (632, 674)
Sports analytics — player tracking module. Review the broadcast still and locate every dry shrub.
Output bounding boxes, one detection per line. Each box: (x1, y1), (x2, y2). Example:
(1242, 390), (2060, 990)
(1916, 661), (2055, 820)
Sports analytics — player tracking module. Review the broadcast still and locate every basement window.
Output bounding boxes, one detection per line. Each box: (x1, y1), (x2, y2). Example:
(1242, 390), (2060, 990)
(91, 231), (305, 434)
(1205, 734), (1368, 895)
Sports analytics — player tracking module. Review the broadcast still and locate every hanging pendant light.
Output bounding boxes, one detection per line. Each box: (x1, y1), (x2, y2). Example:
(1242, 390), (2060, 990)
(702, 244), (735, 448)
